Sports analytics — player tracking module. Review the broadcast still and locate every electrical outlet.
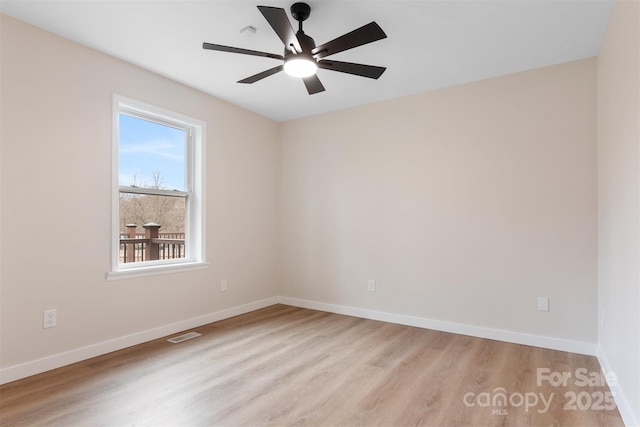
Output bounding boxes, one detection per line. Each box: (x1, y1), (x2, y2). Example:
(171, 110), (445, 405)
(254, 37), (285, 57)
(367, 279), (376, 292)
(537, 297), (549, 312)
(221, 279), (228, 292)
(43, 309), (57, 328)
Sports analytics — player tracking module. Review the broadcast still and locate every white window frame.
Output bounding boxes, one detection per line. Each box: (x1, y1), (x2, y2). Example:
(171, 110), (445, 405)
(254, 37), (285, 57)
(107, 95), (207, 280)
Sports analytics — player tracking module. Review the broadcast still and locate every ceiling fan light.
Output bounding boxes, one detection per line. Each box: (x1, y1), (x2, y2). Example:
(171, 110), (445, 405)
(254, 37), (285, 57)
(284, 57), (317, 78)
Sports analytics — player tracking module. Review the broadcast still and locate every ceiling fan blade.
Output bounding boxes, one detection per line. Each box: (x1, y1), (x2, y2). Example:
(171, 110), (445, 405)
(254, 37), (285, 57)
(318, 60), (386, 79)
(203, 43), (283, 60)
(257, 6), (302, 54)
(312, 22), (387, 60)
(238, 65), (284, 84)
(302, 74), (325, 95)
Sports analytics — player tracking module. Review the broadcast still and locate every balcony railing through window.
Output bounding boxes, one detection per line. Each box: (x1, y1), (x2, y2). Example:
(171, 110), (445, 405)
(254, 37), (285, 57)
(119, 223), (185, 263)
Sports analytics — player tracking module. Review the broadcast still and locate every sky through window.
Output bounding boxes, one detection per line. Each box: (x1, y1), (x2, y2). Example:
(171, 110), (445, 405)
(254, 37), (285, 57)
(119, 114), (185, 191)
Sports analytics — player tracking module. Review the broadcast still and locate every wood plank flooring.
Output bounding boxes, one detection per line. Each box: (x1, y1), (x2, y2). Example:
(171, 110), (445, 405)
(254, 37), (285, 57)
(0, 305), (624, 426)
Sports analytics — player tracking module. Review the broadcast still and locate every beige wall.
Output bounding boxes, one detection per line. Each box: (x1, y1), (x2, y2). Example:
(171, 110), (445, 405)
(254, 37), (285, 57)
(0, 15), (279, 367)
(597, 0), (640, 424)
(279, 59), (598, 343)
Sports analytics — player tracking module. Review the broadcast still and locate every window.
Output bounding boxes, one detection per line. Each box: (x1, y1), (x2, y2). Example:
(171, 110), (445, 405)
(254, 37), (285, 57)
(109, 95), (206, 279)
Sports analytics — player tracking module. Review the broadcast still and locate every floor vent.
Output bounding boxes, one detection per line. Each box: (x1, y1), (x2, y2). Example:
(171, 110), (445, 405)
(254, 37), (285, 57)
(167, 331), (202, 344)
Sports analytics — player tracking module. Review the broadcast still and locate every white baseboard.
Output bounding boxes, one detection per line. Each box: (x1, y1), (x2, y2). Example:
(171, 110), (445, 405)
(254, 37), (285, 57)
(277, 296), (598, 356)
(597, 346), (640, 427)
(0, 295), (608, 395)
(0, 297), (279, 385)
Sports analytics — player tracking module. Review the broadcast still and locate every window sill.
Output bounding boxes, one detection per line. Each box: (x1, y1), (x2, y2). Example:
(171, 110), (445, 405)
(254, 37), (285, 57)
(106, 261), (209, 281)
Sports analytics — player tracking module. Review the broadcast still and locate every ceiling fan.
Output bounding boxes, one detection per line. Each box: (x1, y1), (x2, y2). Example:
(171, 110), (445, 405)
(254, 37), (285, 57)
(202, 2), (387, 95)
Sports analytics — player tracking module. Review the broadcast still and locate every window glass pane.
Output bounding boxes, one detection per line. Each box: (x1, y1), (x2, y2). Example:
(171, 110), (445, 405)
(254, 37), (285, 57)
(119, 193), (186, 263)
(119, 114), (186, 191)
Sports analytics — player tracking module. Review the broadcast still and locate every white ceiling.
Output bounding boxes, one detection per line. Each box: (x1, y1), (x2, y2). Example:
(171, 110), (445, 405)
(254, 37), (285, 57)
(1, 0), (613, 122)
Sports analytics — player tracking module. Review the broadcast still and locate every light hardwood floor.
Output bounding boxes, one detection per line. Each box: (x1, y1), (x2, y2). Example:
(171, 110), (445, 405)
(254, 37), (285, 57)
(0, 305), (624, 426)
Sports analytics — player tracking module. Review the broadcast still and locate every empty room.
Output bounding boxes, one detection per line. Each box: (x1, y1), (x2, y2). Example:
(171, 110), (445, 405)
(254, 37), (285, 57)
(1, 0), (638, 425)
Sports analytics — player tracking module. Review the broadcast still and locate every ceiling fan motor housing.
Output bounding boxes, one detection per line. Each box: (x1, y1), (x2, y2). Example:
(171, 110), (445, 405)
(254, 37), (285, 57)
(287, 31), (316, 57)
